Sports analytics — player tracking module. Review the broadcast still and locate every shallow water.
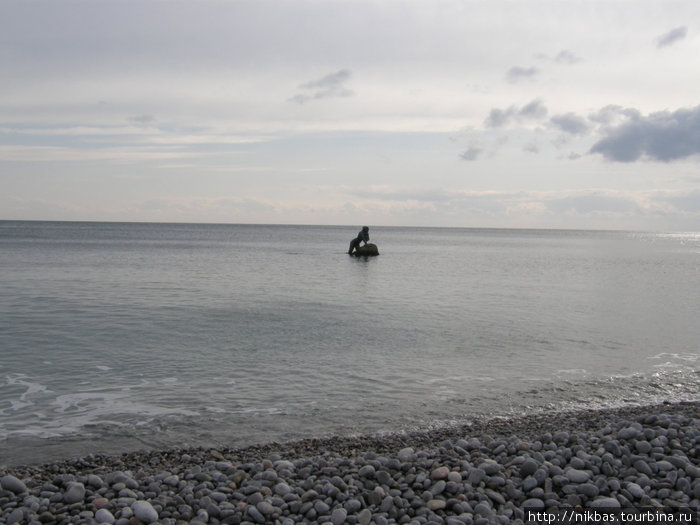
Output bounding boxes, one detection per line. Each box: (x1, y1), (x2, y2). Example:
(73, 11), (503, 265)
(1, 221), (698, 465)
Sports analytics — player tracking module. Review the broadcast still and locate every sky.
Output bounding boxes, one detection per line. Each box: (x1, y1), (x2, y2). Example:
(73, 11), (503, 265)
(1, 0), (699, 230)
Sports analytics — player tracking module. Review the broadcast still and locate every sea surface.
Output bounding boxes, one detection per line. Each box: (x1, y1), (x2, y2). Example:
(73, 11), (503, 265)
(1, 221), (698, 466)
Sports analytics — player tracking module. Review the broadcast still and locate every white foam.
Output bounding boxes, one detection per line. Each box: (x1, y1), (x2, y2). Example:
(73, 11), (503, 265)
(648, 352), (699, 362)
(422, 374), (495, 385)
(4, 374), (52, 408)
(556, 369), (588, 376)
(95, 365), (112, 371)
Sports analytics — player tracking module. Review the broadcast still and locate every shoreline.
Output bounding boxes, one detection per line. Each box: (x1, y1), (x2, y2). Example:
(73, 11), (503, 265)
(1, 401), (697, 524)
(4, 401), (698, 472)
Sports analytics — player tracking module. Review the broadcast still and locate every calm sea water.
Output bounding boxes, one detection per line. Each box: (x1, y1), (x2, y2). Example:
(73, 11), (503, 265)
(1, 221), (698, 466)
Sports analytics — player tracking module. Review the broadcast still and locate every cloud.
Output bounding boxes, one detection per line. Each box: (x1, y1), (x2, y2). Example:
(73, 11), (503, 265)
(656, 26), (688, 48)
(289, 69), (354, 104)
(341, 186), (700, 228)
(484, 99), (548, 128)
(554, 50), (582, 65)
(520, 99), (548, 120)
(588, 105), (641, 125)
(460, 145), (483, 161)
(484, 107), (515, 128)
(0, 144), (197, 162)
(128, 114), (156, 125)
(545, 192), (640, 215)
(550, 113), (589, 135)
(590, 105), (700, 162)
(506, 66), (539, 83)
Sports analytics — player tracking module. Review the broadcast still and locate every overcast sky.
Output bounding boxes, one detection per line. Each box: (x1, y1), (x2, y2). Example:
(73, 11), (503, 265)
(1, 0), (699, 230)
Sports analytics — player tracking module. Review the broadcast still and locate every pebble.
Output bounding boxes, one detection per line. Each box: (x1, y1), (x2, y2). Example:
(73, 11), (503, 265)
(432, 466), (450, 480)
(0, 402), (696, 525)
(0, 475), (27, 494)
(64, 481), (86, 503)
(131, 500), (159, 523)
(565, 469), (591, 483)
(427, 499), (447, 510)
(95, 508), (115, 524)
(520, 458), (539, 477)
(331, 507), (347, 525)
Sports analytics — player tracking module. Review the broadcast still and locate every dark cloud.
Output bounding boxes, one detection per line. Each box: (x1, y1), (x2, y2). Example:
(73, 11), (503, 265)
(656, 26), (688, 48)
(550, 113), (589, 135)
(506, 66), (539, 83)
(590, 105), (700, 162)
(484, 99), (548, 128)
(290, 69), (354, 104)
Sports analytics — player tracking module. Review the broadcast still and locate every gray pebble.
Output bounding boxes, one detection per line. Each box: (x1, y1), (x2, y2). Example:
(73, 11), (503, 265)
(6, 508), (25, 524)
(95, 508), (116, 524)
(345, 498), (362, 513)
(256, 500), (275, 515)
(566, 469), (590, 483)
(479, 460), (501, 475)
(247, 505), (266, 524)
(590, 497), (621, 508)
(358, 508), (372, 525)
(331, 507), (348, 525)
(520, 458), (538, 477)
(617, 427), (639, 440)
(64, 482), (86, 504)
(358, 465), (375, 478)
(468, 468), (486, 485)
(0, 475), (27, 494)
(0, 404), (696, 525)
(132, 500), (159, 523)
(376, 470), (393, 485)
(522, 498), (545, 510)
(431, 480), (446, 495)
(577, 483), (599, 498)
(275, 482), (292, 496)
(626, 482), (645, 499)
(315, 500), (330, 514)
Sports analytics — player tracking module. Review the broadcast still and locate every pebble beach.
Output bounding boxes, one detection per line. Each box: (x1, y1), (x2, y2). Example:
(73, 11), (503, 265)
(1, 402), (697, 525)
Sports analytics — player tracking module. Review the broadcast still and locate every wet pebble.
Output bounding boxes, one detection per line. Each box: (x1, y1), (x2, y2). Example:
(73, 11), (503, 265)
(0, 402), (696, 525)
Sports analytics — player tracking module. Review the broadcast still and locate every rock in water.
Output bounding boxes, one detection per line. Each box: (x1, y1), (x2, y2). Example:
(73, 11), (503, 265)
(354, 243), (379, 256)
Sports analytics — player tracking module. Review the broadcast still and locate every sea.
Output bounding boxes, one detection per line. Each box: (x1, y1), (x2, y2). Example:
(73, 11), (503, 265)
(1, 221), (698, 466)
